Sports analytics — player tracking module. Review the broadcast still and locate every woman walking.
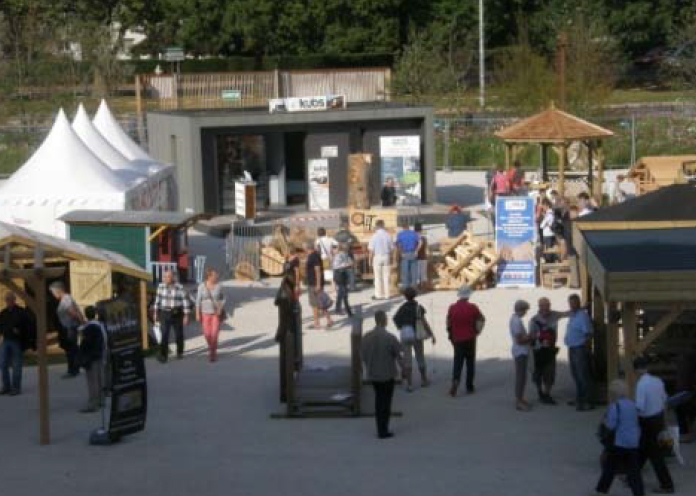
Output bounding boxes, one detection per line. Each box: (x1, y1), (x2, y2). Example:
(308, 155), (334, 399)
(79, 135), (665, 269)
(510, 300), (532, 411)
(393, 287), (435, 391)
(332, 243), (353, 317)
(595, 379), (645, 496)
(196, 268), (227, 363)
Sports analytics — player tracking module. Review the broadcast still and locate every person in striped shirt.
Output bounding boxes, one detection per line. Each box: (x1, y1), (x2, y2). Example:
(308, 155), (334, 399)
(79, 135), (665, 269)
(153, 270), (192, 362)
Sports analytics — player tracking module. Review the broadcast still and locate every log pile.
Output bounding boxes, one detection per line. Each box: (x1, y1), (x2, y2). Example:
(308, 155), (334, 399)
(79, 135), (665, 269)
(435, 231), (500, 290)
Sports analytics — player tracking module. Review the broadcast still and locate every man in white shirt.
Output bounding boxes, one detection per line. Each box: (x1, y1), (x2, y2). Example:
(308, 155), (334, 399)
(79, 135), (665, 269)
(634, 357), (675, 494)
(368, 220), (394, 300)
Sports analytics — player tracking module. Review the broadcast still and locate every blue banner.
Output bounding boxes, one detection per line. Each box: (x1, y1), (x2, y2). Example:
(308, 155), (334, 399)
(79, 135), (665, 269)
(495, 196), (536, 287)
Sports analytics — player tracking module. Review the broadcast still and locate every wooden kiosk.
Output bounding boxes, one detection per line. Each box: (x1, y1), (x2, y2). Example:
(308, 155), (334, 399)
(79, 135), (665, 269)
(574, 184), (696, 394)
(0, 221), (151, 445)
(628, 155), (696, 195)
(495, 104), (614, 202)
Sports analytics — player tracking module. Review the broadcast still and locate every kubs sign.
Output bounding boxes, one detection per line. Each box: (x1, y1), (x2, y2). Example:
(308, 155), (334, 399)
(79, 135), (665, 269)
(269, 95), (346, 113)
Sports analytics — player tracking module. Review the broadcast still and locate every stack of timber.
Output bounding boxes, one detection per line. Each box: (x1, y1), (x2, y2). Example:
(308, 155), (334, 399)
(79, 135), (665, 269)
(435, 231), (499, 290)
(261, 225), (291, 276)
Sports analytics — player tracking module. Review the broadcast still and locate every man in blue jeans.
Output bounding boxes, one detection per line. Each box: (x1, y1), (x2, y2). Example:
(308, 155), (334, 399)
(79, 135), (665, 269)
(564, 293), (595, 411)
(0, 292), (32, 396)
(395, 221), (422, 290)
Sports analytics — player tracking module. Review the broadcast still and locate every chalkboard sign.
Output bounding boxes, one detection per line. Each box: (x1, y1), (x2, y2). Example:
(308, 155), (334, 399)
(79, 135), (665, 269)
(98, 298), (148, 440)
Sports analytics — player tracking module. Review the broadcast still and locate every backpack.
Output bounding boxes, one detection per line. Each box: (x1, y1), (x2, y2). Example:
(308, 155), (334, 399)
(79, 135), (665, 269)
(551, 208), (566, 235)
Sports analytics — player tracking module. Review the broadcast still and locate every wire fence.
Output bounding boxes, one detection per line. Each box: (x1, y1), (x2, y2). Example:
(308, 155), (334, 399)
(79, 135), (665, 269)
(435, 104), (696, 171)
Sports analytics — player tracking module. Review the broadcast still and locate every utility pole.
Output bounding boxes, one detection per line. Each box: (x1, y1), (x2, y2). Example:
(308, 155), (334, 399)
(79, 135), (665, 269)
(556, 32), (568, 109)
(479, 0), (485, 108)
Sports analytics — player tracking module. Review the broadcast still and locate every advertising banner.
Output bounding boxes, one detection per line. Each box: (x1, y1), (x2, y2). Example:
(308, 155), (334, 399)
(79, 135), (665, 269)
(269, 95), (346, 113)
(98, 298), (147, 440)
(308, 158), (330, 211)
(379, 136), (421, 204)
(495, 196), (536, 287)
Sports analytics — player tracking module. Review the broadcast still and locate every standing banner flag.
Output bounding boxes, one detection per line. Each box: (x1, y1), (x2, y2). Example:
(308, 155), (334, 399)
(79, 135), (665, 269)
(308, 158), (330, 210)
(379, 136), (421, 204)
(495, 196), (536, 287)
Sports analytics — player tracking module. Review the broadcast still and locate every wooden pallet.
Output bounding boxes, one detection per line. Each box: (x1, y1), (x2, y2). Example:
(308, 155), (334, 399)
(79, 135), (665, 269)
(261, 246), (286, 276)
(435, 232), (500, 290)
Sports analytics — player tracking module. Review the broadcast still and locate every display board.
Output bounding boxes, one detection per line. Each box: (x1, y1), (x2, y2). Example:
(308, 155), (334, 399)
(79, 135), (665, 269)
(379, 136), (422, 205)
(348, 208), (398, 235)
(308, 158), (330, 211)
(495, 196), (536, 287)
(98, 298), (147, 441)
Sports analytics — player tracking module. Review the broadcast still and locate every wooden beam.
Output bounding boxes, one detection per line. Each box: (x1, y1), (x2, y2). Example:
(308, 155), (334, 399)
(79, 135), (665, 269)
(148, 225), (168, 242)
(559, 142), (567, 197)
(0, 267), (65, 279)
(28, 277), (51, 445)
(634, 306), (683, 355)
(0, 279), (37, 310)
(139, 280), (149, 350)
(606, 302), (620, 384)
(596, 140), (605, 205)
(575, 220), (696, 231)
(621, 302), (638, 394)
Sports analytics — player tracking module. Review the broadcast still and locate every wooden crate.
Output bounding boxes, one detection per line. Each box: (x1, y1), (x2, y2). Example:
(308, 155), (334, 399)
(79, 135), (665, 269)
(347, 154), (372, 209)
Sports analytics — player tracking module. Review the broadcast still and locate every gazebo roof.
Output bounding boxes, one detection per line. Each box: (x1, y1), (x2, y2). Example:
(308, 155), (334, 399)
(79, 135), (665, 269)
(495, 106), (614, 143)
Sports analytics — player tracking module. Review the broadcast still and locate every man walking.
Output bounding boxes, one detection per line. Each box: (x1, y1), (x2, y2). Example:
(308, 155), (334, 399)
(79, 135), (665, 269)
(305, 241), (333, 329)
(634, 357), (675, 494)
(0, 293), (32, 396)
(529, 297), (564, 404)
(368, 220), (394, 300)
(395, 221), (421, 290)
(153, 270), (192, 362)
(446, 286), (485, 397)
(361, 310), (402, 439)
(564, 294), (594, 411)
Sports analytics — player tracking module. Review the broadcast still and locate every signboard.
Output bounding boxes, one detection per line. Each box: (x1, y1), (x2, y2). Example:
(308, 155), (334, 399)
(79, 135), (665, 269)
(495, 196), (536, 287)
(379, 136), (422, 205)
(98, 298), (147, 441)
(235, 181), (247, 217)
(222, 89), (242, 101)
(163, 47), (185, 62)
(269, 95), (346, 113)
(348, 208), (398, 234)
(321, 145), (338, 158)
(308, 159), (330, 211)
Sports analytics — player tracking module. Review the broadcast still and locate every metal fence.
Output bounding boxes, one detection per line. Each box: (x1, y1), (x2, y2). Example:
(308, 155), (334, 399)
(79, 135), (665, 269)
(435, 103), (696, 171)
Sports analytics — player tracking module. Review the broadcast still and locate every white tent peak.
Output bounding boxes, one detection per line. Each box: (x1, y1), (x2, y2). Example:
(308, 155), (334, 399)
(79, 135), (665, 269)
(72, 103), (140, 173)
(0, 108), (126, 198)
(93, 99), (153, 161)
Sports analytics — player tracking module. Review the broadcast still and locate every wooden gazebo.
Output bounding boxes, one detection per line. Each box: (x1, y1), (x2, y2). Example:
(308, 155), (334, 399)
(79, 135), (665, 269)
(0, 221), (151, 445)
(495, 104), (614, 201)
(573, 184), (696, 395)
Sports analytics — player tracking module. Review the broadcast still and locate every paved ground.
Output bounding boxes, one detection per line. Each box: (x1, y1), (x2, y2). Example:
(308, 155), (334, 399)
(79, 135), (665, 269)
(2, 171), (692, 496)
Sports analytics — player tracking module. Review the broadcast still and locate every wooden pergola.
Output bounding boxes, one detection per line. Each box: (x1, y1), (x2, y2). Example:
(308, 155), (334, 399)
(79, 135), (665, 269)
(495, 104), (614, 201)
(0, 221), (151, 445)
(573, 184), (696, 394)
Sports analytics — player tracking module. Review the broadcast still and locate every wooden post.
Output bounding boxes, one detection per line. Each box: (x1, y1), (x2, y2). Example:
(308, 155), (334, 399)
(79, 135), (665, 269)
(541, 144), (549, 182)
(596, 140), (605, 206)
(587, 140), (594, 192)
(34, 277), (50, 445)
(621, 302), (638, 394)
(139, 279), (149, 350)
(606, 302), (620, 385)
(558, 142), (567, 198)
(505, 143), (513, 170)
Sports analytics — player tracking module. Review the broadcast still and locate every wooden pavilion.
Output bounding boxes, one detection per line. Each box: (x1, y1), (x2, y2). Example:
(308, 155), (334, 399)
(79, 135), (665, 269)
(573, 184), (696, 395)
(495, 104), (614, 201)
(0, 221), (151, 445)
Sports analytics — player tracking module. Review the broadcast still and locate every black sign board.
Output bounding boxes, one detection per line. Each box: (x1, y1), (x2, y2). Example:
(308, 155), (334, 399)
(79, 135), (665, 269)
(98, 298), (147, 440)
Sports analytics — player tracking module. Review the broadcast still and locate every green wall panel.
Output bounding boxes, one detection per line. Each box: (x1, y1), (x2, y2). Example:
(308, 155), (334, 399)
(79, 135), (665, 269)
(69, 225), (147, 269)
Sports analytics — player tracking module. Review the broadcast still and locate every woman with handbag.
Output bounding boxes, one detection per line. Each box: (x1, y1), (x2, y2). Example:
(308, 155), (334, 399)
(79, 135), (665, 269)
(596, 379), (645, 496)
(393, 287), (435, 391)
(195, 268), (227, 362)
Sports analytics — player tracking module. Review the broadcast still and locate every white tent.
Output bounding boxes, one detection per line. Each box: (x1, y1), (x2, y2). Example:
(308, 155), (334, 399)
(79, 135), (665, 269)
(0, 110), (131, 238)
(93, 99), (153, 162)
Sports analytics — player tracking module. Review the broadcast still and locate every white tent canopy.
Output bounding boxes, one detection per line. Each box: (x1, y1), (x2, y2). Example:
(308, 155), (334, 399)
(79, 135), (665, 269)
(0, 109), (129, 237)
(72, 103), (141, 174)
(93, 99), (153, 161)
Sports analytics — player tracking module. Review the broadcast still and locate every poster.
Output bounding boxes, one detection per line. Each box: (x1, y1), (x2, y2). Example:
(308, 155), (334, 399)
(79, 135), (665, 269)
(379, 136), (421, 204)
(308, 158), (330, 211)
(495, 196), (536, 287)
(269, 95), (346, 113)
(97, 298), (147, 441)
(321, 145), (338, 158)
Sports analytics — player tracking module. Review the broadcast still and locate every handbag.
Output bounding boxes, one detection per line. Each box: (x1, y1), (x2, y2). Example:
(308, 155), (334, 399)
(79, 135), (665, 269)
(415, 305), (430, 341)
(400, 325), (416, 343)
(317, 290), (333, 311)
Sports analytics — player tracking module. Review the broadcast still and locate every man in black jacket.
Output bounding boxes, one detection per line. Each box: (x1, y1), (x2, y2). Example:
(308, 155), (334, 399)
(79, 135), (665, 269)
(79, 306), (107, 413)
(0, 293), (32, 396)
